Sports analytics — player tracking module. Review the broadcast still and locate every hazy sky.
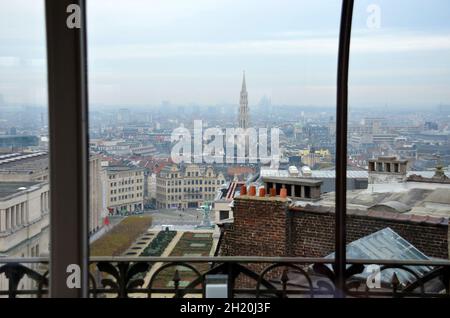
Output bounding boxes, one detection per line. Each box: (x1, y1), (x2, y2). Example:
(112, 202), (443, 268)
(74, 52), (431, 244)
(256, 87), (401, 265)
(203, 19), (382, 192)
(1, 0), (450, 108)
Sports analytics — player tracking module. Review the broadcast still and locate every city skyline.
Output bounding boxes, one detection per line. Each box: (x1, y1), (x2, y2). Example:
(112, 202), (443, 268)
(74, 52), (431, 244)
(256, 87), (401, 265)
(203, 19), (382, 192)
(2, 0), (450, 302)
(1, 0), (450, 108)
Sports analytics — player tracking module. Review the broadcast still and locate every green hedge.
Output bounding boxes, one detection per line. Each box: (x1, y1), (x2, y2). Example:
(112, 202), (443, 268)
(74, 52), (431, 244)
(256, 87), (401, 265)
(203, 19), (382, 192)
(140, 230), (177, 257)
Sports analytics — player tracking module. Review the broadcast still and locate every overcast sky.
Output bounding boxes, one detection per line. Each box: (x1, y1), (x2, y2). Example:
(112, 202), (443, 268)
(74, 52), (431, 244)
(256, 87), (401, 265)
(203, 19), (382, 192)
(1, 0), (450, 108)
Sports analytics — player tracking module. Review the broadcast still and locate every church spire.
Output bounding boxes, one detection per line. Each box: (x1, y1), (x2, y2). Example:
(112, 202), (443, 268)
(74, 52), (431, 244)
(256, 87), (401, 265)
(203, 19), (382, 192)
(239, 71), (249, 129)
(241, 71), (246, 92)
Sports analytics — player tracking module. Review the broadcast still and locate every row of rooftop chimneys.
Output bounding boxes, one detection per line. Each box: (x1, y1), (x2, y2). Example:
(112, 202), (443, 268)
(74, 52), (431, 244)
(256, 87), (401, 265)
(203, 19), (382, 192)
(240, 177), (322, 200)
(240, 184), (289, 198)
(368, 156), (408, 174)
(369, 156), (448, 180)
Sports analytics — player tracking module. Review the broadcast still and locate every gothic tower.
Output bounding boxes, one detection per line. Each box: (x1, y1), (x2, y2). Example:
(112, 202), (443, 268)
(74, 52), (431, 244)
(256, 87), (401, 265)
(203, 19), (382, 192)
(239, 71), (249, 129)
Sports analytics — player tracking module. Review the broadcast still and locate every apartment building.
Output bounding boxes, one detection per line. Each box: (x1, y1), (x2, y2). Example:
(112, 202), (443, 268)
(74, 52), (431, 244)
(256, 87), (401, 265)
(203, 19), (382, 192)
(156, 164), (226, 209)
(103, 166), (145, 214)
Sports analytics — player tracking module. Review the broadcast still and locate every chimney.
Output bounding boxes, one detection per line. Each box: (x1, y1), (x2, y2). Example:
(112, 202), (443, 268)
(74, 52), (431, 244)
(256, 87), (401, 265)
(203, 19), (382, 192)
(262, 177), (322, 201)
(368, 156), (408, 184)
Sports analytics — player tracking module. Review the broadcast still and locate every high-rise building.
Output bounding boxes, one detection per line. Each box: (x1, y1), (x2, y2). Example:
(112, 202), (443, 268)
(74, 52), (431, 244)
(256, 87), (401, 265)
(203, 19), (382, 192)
(238, 71), (249, 129)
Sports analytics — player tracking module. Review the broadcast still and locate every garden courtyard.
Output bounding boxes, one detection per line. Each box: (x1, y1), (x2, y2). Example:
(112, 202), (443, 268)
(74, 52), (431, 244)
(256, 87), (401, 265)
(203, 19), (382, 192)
(90, 215), (218, 297)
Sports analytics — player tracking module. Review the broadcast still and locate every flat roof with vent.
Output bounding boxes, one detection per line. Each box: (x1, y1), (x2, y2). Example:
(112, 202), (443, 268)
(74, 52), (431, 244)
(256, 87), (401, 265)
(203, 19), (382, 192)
(0, 181), (41, 200)
(262, 176), (322, 187)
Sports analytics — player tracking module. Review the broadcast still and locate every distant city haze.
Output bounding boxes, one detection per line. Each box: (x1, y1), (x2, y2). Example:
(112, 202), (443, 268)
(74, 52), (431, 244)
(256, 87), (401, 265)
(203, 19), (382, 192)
(0, 0), (450, 108)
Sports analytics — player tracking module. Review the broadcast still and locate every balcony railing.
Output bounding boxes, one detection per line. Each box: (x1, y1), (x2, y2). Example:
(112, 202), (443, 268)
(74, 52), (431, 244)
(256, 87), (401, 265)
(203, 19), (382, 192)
(1, 257), (449, 298)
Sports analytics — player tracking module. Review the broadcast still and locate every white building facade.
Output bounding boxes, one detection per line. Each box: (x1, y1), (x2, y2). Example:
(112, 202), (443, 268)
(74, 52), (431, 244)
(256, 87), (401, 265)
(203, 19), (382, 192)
(156, 164), (226, 209)
(103, 166), (145, 214)
(0, 182), (50, 291)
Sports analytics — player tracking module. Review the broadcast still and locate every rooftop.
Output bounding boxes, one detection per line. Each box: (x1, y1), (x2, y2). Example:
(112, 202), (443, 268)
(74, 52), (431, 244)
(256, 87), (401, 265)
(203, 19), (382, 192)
(260, 167), (450, 180)
(369, 156), (408, 163)
(0, 152), (48, 174)
(158, 163), (222, 177)
(262, 176), (323, 187)
(0, 181), (41, 200)
(104, 165), (145, 172)
(292, 184), (450, 220)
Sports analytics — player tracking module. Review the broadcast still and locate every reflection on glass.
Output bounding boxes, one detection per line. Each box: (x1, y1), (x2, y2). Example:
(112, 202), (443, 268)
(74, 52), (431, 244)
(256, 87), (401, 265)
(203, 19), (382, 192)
(0, 0), (49, 293)
(347, 0), (450, 263)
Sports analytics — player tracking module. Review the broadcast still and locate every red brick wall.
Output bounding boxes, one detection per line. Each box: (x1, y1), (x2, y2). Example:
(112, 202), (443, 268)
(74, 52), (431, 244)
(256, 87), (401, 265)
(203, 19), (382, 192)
(220, 197), (449, 259)
(288, 208), (335, 257)
(290, 207), (449, 259)
(220, 196), (289, 257)
(219, 196), (289, 288)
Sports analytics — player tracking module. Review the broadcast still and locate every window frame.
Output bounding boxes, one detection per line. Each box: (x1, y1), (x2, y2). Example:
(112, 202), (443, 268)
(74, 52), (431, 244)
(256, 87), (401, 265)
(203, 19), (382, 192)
(44, 0), (354, 298)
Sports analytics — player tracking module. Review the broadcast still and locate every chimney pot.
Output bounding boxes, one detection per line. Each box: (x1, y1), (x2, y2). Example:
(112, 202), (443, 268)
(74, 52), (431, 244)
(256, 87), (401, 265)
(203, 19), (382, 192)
(259, 187), (266, 197)
(249, 185), (256, 196)
(270, 188), (277, 197)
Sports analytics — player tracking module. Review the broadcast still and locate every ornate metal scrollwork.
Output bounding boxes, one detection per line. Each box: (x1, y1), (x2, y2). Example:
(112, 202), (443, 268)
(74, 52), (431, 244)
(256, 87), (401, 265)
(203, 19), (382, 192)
(0, 263), (48, 298)
(146, 262), (203, 298)
(1, 259), (449, 298)
(256, 263), (315, 298)
(96, 261), (150, 298)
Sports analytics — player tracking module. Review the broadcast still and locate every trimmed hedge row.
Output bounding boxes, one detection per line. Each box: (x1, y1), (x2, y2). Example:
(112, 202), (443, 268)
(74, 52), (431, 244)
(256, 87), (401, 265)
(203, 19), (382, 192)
(139, 230), (177, 257)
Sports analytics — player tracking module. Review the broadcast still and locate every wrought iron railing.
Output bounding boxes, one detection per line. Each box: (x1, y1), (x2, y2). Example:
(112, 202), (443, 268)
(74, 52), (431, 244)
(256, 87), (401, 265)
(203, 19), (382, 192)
(1, 257), (449, 298)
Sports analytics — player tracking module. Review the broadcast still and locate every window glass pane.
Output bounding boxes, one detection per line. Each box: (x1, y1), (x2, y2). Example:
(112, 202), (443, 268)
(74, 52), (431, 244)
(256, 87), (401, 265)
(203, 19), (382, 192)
(0, 0), (49, 296)
(348, 0), (450, 278)
(87, 0), (341, 296)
